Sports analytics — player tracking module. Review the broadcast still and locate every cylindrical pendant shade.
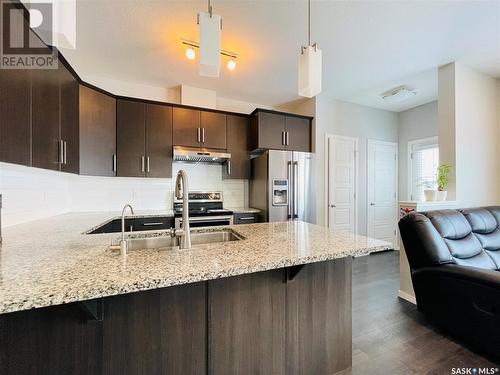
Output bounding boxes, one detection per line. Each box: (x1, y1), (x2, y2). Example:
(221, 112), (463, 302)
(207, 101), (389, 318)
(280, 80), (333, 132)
(198, 11), (221, 77)
(298, 45), (322, 98)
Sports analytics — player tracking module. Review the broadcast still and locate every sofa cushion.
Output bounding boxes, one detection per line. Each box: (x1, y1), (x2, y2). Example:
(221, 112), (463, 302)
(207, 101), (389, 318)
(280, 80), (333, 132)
(463, 207), (500, 269)
(426, 210), (472, 239)
(422, 209), (497, 270)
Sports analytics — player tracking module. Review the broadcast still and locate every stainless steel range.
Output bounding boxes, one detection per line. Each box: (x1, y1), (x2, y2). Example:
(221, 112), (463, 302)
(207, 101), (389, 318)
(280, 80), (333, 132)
(174, 191), (234, 229)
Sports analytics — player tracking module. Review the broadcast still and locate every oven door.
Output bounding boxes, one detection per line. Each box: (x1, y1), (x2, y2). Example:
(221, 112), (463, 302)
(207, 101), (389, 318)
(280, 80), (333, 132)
(175, 215), (233, 229)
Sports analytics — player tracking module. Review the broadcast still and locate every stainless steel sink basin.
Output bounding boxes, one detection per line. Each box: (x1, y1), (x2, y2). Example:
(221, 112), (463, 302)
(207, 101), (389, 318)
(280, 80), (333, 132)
(115, 229), (244, 252)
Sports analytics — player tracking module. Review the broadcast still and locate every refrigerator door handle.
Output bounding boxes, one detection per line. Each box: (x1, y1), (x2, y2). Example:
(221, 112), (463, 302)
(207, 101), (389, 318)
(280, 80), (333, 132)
(293, 161), (299, 220)
(287, 161), (293, 220)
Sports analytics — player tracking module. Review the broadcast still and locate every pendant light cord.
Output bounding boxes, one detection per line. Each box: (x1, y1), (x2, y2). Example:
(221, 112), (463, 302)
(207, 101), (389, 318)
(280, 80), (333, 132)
(208, 0), (212, 17)
(308, 0), (311, 46)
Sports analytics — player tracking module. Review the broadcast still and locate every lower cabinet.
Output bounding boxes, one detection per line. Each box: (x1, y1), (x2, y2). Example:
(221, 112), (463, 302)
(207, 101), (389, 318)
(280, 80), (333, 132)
(0, 259), (351, 375)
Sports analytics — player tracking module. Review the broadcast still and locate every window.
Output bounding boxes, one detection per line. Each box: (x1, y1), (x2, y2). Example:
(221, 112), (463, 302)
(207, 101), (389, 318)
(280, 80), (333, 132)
(408, 137), (439, 201)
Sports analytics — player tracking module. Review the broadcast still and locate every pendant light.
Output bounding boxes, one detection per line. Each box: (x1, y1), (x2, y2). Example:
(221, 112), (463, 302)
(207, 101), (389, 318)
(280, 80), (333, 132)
(298, 0), (322, 98)
(198, 0), (222, 77)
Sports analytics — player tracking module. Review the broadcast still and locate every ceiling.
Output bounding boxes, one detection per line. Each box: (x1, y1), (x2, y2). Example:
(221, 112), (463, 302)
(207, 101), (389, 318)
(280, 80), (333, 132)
(57, 0), (499, 112)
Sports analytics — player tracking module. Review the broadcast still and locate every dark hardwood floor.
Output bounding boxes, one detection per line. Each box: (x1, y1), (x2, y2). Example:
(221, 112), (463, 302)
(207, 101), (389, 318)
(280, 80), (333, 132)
(351, 251), (499, 375)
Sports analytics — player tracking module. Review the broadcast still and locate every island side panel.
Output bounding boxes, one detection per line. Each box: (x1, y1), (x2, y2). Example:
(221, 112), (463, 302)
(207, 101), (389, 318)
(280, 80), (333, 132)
(102, 282), (207, 375)
(0, 303), (103, 375)
(208, 269), (286, 375)
(285, 258), (353, 375)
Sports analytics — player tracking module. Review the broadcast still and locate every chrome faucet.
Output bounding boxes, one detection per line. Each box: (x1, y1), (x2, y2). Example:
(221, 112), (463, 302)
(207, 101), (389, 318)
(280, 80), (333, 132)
(175, 170), (191, 249)
(119, 204), (134, 255)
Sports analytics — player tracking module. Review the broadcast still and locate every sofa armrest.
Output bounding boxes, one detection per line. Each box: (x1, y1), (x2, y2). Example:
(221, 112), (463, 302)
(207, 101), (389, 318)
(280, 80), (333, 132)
(413, 264), (500, 290)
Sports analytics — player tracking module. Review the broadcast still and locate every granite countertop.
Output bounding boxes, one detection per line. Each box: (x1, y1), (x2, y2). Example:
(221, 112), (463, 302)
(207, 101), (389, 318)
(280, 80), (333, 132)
(227, 207), (261, 214)
(0, 212), (391, 314)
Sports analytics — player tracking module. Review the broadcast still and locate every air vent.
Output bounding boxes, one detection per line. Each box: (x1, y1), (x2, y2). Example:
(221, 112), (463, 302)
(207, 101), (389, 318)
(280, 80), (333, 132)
(173, 146), (230, 164)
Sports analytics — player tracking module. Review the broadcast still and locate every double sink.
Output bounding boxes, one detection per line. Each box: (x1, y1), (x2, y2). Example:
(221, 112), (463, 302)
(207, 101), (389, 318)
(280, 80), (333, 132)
(123, 229), (244, 252)
(89, 218), (243, 252)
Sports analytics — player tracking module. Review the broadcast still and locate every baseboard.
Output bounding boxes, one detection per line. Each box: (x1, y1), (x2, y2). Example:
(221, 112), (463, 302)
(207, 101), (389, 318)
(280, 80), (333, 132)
(398, 290), (416, 305)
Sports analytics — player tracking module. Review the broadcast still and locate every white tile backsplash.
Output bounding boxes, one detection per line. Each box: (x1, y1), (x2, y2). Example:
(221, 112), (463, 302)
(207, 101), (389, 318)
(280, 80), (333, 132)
(0, 162), (248, 227)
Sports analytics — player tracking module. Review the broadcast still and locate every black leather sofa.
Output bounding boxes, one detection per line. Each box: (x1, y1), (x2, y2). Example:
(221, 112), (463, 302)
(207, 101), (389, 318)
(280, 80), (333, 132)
(398, 206), (500, 359)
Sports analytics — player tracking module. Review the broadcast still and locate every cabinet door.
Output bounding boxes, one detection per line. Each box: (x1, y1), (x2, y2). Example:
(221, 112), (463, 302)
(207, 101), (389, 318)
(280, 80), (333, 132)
(257, 112), (285, 150)
(145, 104), (172, 178)
(116, 99), (145, 177)
(102, 283), (207, 375)
(285, 116), (311, 152)
(0, 69), (31, 166)
(59, 63), (79, 174)
(172, 107), (200, 148)
(79, 85), (116, 176)
(223, 115), (249, 179)
(32, 67), (61, 171)
(285, 258), (352, 374)
(209, 269), (285, 375)
(200, 111), (226, 149)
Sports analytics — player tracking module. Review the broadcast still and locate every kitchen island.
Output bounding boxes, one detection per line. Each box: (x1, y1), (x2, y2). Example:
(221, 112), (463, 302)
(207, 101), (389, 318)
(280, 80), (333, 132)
(0, 212), (390, 375)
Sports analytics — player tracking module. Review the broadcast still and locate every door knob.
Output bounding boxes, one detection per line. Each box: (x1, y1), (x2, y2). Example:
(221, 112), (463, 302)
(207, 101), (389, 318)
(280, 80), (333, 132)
(330, 204), (336, 208)
(370, 202), (375, 206)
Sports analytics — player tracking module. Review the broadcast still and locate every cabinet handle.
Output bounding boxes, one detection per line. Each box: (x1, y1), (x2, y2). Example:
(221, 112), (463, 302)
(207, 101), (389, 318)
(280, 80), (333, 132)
(112, 154), (117, 172)
(281, 131), (285, 146)
(146, 156), (150, 173)
(227, 160), (231, 175)
(197, 128), (201, 143)
(63, 141), (67, 165)
(141, 156), (145, 173)
(59, 140), (64, 165)
(286, 132), (289, 146)
(142, 222), (164, 227)
(202, 128), (205, 143)
(239, 216), (255, 221)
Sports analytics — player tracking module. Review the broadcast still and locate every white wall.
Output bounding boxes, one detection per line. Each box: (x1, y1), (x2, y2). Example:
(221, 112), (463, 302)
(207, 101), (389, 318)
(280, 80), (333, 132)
(0, 162), (247, 227)
(314, 96), (399, 232)
(438, 63), (499, 207)
(397, 101), (438, 200)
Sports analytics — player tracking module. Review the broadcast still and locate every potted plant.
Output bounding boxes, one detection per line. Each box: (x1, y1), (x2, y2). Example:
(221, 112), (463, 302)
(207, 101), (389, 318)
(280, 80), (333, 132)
(423, 181), (437, 202)
(436, 163), (451, 201)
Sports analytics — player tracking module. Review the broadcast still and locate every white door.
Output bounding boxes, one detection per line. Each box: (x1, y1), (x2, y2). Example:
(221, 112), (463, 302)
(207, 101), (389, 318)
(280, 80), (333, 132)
(327, 135), (357, 233)
(367, 140), (398, 246)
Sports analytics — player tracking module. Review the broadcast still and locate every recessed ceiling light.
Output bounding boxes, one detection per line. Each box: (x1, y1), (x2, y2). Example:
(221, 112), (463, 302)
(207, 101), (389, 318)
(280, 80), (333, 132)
(381, 86), (417, 102)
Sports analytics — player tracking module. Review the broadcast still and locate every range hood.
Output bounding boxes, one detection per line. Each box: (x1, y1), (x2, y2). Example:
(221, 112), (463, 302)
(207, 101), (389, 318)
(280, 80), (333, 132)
(173, 146), (231, 164)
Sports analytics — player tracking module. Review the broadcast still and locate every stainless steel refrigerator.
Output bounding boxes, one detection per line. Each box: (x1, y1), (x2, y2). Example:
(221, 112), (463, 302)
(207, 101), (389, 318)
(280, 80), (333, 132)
(250, 150), (316, 223)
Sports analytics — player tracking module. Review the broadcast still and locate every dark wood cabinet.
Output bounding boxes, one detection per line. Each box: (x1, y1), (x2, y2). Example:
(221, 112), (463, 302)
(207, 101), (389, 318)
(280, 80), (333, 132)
(250, 111), (285, 151)
(209, 269), (286, 375)
(116, 99), (146, 177)
(102, 283), (206, 375)
(249, 109), (312, 152)
(172, 107), (200, 148)
(200, 111), (226, 149)
(223, 115), (249, 179)
(0, 302), (103, 375)
(31, 67), (61, 171)
(285, 116), (311, 152)
(117, 99), (172, 178)
(145, 104), (172, 178)
(285, 258), (352, 375)
(0, 69), (31, 166)
(173, 108), (226, 150)
(59, 64), (80, 174)
(233, 212), (259, 224)
(79, 85), (117, 176)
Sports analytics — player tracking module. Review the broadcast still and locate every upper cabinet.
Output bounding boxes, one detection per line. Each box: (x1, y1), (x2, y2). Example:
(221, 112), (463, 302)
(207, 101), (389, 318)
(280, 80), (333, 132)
(145, 104), (173, 178)
(200, 111), (226, 149)
(223, 115), (250, 179)
(172, 108), (200, 148)
(173, 108), (227, 150)
(59, 63), (80, 174)
(79, 85), (117, 177)
(0, 69), (31, 166)
(117, 99), (172, 178)
(249, 109), (312, 153)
